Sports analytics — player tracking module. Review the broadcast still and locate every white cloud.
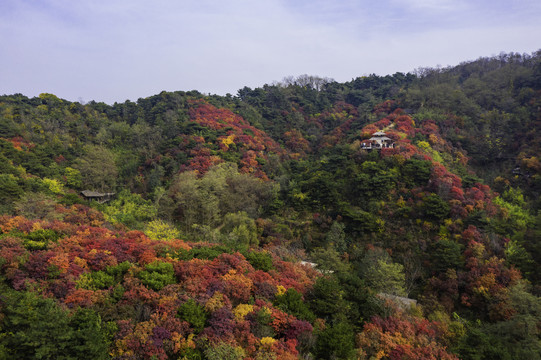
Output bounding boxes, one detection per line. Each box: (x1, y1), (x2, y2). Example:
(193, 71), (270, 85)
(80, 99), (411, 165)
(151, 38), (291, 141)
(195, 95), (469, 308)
(0, 0), (540, 103)
(390, 0), (467, 12)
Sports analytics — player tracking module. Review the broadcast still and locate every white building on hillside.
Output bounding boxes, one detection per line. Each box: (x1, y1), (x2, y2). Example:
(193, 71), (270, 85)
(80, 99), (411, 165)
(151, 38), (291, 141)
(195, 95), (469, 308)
(361, 131), (394, 150)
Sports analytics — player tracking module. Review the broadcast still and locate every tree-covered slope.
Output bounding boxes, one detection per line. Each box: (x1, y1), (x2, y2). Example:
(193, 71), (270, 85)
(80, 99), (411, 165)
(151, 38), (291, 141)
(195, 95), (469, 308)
(1, 50), (541, 359)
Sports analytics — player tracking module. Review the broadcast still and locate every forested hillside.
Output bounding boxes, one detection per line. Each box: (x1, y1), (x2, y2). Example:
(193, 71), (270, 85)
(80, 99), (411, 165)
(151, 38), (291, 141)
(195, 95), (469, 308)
(1, 50), (540, 359)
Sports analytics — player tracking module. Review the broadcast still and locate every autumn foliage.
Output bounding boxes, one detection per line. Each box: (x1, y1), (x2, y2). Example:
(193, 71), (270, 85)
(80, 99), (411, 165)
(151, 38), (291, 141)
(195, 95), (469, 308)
(0, 213), (317, 359)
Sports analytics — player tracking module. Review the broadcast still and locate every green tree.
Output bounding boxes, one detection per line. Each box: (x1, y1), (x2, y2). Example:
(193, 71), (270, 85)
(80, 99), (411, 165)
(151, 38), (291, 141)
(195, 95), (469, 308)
(137, 261), (176, 291)
(354, 161), (395, 201)
(493, 195), (532, 234)
(358, 248), (407, 297)
(217, 164), (277, 217)
(168, 170), (221, 231)
(23, 228), (61, 250)
(76, 271), (115, 290)
(67, 308), (110, 359)
(421, 193), (450, 221)
(504, 240), (535, 279)
(309, 276), (348, 320)
(0, 174), (23, 207)
(168, 163), (277, 233)
(102, 189), (158, 229)
(144, 219), (179, 241)
(431, 239), (464, 274)
(310, 247), (350, 273)
(221, 211), (259, 249)
(0, 290), (109, 359)
(325, 220), (347, 253)
(177, 299), (208, 334)
(314, 316), (356, 360)
(273, 288), (315, 321)
(73, 144), (118, 192)
(244, 251), (274, 272)
(64, 167), (82, 189)
(402, 158), (432, 187)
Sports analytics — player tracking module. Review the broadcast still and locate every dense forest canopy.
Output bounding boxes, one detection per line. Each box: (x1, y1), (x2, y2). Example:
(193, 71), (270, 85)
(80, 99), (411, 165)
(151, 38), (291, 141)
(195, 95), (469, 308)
(0, 50), (540, 359)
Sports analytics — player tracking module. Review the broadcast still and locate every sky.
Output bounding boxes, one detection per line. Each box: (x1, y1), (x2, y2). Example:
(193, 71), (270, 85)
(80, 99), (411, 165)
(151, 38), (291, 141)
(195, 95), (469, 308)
(1, 0), (540, 104)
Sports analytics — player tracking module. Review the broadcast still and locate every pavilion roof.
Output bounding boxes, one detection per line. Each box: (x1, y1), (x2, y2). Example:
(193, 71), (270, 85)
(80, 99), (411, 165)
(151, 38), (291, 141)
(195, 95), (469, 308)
(81, 190), (115, 197)
(369, 136), (392, 141)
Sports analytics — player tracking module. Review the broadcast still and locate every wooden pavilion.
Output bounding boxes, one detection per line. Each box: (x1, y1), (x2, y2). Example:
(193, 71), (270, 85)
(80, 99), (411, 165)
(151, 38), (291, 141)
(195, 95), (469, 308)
(81, 190), (115, 204)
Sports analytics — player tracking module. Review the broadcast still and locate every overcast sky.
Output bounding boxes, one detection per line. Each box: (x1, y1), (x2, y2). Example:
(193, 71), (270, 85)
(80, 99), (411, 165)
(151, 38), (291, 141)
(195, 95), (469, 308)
(1, 0), (540, 104)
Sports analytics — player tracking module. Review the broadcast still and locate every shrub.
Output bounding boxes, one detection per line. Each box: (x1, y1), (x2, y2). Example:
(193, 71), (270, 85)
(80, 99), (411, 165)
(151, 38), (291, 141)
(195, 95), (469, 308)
(177, 299), (208, 333)
(245, 251), (274, 272)
(137, 261), (176, 291)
